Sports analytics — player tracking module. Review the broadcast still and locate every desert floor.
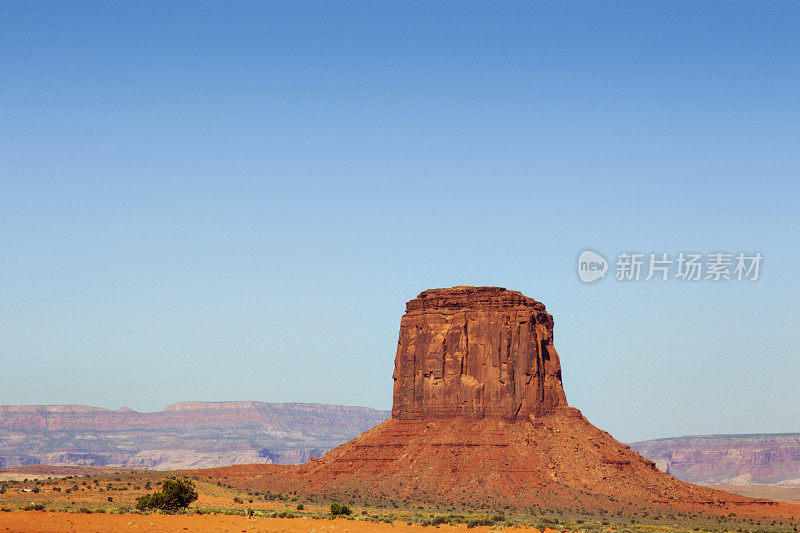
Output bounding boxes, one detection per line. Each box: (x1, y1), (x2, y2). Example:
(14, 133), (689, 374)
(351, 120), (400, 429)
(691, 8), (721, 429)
(0, 511), (552, 533)
(2, 467), (799, 533)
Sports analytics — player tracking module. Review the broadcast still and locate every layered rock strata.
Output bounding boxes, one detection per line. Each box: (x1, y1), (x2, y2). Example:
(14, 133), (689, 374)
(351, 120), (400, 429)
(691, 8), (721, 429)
(392, 286), (566, 420)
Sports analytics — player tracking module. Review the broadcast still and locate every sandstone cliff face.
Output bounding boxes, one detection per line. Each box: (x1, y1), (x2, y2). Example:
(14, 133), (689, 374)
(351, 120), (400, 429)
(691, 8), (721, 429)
(392, 286), (567, 420)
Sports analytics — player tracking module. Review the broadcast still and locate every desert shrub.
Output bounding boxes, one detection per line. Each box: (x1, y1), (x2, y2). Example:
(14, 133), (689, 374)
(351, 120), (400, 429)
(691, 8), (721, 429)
(136, 477), (198, 511)
(233, 497), (243, 504)
(22, 503), (45, 511)
(465, 513), (505, 529)
(296, 503), (304, 510)
(136, 493), (163, 510)
(107, 496), (113, 502)
(330, 503), (352, 516)
(421, 515), (449, 526)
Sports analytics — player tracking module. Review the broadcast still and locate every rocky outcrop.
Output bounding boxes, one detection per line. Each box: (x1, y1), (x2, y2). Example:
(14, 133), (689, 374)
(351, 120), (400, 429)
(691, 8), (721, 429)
(0, 402), (389, 470)
(631, 434), (800, 485)
(392, 286), (567, 420)
(218, 286), (779, 513)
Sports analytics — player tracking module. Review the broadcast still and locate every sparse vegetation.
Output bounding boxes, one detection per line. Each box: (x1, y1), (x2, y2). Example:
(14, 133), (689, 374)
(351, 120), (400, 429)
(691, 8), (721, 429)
(1, 469), (797, 533)
(21, 503), (45, 511)
(135, 477), (198, 511)
(330, 502), (352, 516)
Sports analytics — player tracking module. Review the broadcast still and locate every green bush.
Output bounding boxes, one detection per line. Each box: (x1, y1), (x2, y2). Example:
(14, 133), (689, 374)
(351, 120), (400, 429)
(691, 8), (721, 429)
(136, 477), (198, 511)
(136, 492), (165, 510)
(22, 503), (45, 511)
(465, 513), (505, 529)
(421, 515), (449, 526)
(330, 503), (352, 516)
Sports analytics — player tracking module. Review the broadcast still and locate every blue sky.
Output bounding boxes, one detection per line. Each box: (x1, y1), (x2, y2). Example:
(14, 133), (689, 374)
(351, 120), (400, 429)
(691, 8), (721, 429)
(1, 1), (798, 442)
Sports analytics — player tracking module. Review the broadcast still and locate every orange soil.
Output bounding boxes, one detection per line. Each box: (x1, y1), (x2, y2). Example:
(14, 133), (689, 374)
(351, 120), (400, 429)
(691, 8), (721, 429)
(0, 511), (554, 533)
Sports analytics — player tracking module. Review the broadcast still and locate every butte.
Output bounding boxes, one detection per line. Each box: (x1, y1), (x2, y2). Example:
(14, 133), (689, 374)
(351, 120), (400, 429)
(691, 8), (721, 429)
(201, 286), (791, 513)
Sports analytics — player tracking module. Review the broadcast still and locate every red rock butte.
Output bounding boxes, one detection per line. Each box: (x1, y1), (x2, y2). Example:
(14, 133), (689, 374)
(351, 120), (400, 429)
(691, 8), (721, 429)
(392, 286), (567, 420)
(201, 286), (800, 516)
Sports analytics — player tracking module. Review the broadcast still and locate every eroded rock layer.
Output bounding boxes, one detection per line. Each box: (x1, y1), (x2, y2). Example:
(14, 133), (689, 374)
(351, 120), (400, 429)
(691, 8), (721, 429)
(0, 402), (389, 469)
(392, 286), (567, 420)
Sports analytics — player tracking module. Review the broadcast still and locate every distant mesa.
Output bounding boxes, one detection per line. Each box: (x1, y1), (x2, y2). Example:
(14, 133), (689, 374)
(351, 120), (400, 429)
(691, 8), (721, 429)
(631, 433), (800, 486)
(0, 402), (389, 470)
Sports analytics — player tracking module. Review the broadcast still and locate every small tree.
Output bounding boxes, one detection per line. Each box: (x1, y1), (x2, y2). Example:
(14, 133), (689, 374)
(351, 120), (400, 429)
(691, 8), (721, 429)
(136, 478), (198, 511)
(330, 503), (352, 516)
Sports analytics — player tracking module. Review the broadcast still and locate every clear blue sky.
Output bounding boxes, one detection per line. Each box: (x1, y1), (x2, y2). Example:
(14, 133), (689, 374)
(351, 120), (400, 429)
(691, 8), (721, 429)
(1, 1), (798, 442)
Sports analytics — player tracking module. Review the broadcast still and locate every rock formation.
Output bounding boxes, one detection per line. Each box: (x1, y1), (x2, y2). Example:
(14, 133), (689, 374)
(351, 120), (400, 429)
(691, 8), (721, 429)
(0, 402), (389, 469)
(210, 286), (791, 515)
(392, 286), (566, 420)
(631, 434), (800, 485)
